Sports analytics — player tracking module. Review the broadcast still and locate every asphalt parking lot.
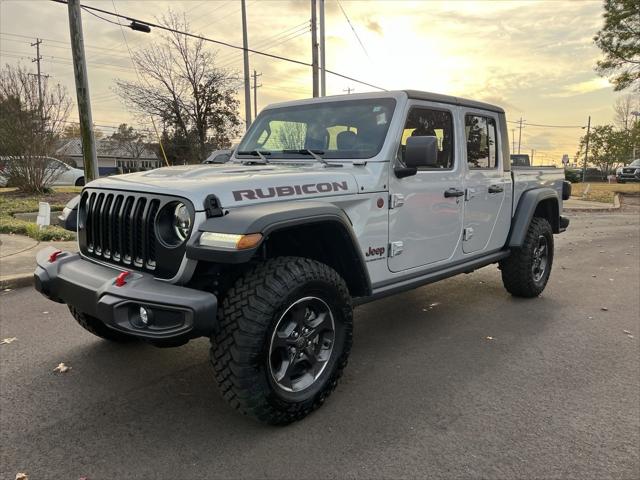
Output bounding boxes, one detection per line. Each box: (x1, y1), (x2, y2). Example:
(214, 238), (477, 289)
(1, 212), (639, 480)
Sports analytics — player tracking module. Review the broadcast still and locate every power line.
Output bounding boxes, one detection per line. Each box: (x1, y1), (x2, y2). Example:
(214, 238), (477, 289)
(49, 0), (387, 92)
(214, 22), (309, 66)
(0, 32), (134, 59)
(110, 0), (169, 166)
(506, 119), (585, 128)
(336, 0), (369, 59)
(0, 50), (135, 73)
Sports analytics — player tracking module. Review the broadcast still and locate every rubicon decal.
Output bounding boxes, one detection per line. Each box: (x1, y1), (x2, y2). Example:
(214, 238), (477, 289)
(233, 181), (349, 201)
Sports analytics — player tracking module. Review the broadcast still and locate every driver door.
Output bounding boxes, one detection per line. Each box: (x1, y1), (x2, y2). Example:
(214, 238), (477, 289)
(387, 103), (464, 273)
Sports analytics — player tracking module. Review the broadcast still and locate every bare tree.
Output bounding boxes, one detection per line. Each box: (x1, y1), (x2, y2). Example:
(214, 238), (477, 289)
(109, 123), (147, 160)
(613, 94), (640, 130)
(276, 122), (307, 150)
(0, 64), (72, 192)
(115, 12), (242, 163)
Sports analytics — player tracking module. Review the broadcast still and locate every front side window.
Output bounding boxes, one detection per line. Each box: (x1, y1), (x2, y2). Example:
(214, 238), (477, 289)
(398, 108), (454, 169)
(465, 115), (497, 169)
(237, 98), (396, 160)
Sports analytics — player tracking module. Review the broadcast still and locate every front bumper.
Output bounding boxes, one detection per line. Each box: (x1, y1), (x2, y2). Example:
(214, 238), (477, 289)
(617, 173), (640, 182)
(34, 247), (217, 343)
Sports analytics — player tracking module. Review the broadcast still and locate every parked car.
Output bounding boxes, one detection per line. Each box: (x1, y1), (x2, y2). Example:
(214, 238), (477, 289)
(35, 90), (570, 424)
(203, 148), (234, 164)
(616, 159), (640, 183)
(510, 153), (530, 167)
(0, 156), (85, 187)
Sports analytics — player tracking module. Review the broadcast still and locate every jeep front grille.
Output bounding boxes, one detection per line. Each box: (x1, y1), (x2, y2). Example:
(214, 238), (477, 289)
(79, 189), (190, 279)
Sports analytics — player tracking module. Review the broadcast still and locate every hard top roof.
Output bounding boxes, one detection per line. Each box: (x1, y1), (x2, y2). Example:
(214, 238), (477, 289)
(263, 90), (505, 114)
(403, 90), (505, 113)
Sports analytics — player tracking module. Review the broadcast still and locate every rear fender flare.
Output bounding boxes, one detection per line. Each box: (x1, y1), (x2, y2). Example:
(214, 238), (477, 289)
(507, 188), (559, 248)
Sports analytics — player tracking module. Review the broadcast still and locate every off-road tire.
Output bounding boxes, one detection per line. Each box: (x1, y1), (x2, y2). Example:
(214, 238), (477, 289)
(500, 217), (554, 298)
(69, 306), (137, 342)
(211, 256), (353, 425)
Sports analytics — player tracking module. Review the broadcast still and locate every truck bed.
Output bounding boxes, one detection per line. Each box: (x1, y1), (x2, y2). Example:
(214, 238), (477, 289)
(511, 166), (565, 214)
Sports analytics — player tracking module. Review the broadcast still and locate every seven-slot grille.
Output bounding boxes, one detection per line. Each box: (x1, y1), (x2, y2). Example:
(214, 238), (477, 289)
(81, 191), (160, 270)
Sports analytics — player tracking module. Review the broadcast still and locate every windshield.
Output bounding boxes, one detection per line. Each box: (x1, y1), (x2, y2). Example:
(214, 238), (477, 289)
(237, 98), (397, 160)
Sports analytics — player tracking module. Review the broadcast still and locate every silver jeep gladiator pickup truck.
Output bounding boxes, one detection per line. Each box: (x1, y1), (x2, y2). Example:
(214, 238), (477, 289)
(35, 90), (570, 424)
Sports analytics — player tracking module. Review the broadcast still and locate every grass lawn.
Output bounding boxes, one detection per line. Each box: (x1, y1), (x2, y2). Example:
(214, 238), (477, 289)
(571, 182), (640, 203)
(0, 187), (81, 241)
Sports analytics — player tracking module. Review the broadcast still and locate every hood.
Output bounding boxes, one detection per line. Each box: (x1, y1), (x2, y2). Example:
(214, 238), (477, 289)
(88, 163), (359, 210)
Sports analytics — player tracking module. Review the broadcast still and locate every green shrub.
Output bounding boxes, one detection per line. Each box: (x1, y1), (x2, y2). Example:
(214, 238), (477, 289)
(0, 216), (75, 241)
(0, 189), (77, 241)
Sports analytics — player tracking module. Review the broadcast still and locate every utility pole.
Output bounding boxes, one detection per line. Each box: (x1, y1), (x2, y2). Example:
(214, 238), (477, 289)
(252, 70), (262, 118)
(241, 0), (252, 128)
(517, 117), (524, 155)
(311, 0), (319, 97)
(319, 0), (326, 96)
(67, 0), (99, 182)
(30, 38), (48, 124)
(530, 148), (535, 165)
(343, 87), (354, 94)
(511, 128), (515, 153)
(582, 115), (591, 183)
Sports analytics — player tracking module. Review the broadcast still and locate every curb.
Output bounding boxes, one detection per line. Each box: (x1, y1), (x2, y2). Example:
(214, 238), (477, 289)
(0, 274), (34, 290)
(563, 206), (620, 213)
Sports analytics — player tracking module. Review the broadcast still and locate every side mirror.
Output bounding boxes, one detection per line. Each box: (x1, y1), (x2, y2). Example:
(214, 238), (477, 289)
(405, 136), (439, 168)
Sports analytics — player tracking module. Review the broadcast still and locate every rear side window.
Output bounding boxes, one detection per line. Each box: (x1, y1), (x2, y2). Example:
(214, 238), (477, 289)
(465, 115), (497, 169)
(399, 108), (454, 169)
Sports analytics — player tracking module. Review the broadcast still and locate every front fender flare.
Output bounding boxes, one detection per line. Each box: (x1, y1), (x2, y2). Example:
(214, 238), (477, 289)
(187, 200), (367, 271)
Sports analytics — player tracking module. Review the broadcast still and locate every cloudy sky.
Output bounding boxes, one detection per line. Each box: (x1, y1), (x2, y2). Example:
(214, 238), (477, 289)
(0, 0), (623, 163)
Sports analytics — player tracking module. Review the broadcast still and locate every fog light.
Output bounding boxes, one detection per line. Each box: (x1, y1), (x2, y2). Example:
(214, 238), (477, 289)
(139, 306), (150, 325)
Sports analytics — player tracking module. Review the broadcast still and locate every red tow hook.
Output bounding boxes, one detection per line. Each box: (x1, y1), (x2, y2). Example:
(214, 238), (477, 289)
(48, 250), (63, 263)
(114, 271), (131, 287)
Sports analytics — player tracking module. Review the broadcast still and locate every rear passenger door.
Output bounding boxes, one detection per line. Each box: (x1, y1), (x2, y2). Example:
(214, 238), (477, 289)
(462, 112), (510, 254)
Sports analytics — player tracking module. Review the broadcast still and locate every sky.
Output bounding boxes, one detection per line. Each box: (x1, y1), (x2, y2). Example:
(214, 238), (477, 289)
(0, 0), (627, 164)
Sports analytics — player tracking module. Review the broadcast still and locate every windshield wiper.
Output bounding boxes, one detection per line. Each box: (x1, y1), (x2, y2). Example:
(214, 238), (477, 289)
(282, 149), (341, 168)
(237, 150), (271, 164)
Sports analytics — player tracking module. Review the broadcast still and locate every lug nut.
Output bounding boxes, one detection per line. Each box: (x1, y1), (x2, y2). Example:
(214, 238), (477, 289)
(291, 331), (299, 339)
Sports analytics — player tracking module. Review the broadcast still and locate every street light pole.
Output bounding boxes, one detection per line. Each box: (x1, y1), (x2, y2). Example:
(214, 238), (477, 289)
(582, 115), (591, 183)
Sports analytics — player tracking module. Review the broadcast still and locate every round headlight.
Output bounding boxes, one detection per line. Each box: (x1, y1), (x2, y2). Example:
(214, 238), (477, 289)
(156, 201), (192, 248)
(173, 203), (191, 241)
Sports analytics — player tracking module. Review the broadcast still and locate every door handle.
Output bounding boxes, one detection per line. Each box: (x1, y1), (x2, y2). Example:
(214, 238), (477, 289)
(488, 185), (504, 194)
(444, 188), (464, 198)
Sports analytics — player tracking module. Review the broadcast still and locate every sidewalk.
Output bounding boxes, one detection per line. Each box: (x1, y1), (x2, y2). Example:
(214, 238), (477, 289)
(0, 234), (77, 289)
(563, 197), (619, 212)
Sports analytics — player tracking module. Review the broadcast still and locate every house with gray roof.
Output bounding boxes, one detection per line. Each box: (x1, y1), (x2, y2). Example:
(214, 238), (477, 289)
(56, 138), (161, 175)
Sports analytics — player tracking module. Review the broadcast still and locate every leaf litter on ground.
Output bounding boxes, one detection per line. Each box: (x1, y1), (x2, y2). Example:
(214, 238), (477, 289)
(53, 362), (71, 374)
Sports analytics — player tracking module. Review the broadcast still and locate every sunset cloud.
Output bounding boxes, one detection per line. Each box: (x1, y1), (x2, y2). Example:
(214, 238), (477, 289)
(0, 0), (619, 161)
